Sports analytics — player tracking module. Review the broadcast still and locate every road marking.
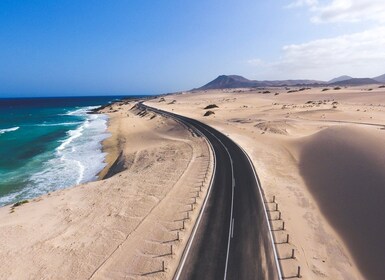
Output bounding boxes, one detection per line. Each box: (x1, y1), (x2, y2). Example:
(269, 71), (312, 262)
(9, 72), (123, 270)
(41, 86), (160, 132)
(189, 122), (235, 280)
(181, 109), (282, 280)
(231, 218), (234, 238)
(142, 104), (247, 280)
(161, 114), (235, 279)
(191, 120), (282, 280)
(236, 144), (283, 280)
(149, 107), (218, 280)
(224, 152), (234, 280)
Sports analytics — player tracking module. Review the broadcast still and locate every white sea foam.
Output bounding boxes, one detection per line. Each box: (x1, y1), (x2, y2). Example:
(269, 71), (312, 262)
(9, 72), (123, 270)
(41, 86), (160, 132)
(0, 105), (113, 206)
(0, 108), (110, 206)
(0, 126), (19, 134)
(0, 191), (19, 206)
(63, 106), (99, 116)
(35, 122), (83, 127)
(29, 107), (110, 192)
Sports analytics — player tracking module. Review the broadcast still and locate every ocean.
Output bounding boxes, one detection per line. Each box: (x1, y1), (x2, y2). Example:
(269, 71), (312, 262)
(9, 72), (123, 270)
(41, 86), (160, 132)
(0, 96), (141, 207)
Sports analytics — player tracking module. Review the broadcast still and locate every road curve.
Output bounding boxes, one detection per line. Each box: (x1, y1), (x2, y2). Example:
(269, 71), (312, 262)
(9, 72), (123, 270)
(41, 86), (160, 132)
(140, 103), (282, 280)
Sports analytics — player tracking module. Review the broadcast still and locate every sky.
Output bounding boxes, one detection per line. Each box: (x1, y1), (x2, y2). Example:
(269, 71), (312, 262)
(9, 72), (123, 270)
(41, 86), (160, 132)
(0, 0), (384, 97)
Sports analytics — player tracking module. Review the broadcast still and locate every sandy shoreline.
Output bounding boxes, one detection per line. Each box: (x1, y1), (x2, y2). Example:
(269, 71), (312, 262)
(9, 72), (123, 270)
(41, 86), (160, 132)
(0, 100), (213, 279)
(1, 86), (385, 279)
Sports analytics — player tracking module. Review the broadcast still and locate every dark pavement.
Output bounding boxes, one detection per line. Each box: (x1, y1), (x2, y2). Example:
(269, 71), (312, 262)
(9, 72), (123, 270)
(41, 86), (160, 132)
(140, 103), (281, 280)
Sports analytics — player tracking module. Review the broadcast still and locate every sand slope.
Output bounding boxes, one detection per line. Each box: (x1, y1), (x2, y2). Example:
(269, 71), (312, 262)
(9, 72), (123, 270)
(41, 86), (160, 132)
(0, 102), (212, 279)
(299, 126), (385, 280)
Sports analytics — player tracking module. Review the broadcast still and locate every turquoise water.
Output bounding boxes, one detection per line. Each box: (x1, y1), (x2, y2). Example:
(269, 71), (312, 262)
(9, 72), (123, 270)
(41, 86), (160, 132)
(0, 96), (138, 206)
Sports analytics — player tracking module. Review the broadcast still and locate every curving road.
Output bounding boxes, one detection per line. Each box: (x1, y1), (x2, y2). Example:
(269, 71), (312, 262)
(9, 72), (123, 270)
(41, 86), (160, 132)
(140, 103), (282, 280)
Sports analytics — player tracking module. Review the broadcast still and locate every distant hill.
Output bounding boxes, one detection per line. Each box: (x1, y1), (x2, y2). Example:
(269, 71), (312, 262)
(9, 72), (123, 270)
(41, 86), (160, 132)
(196, 74), (385, 90)
(328, 75), (353, 84)
(263, 79), (326, 86)
(198, 75), (325, 90)
(329, 78), (380, 86)
(373, 74), (385, 83)
(199, 75), (262, 89)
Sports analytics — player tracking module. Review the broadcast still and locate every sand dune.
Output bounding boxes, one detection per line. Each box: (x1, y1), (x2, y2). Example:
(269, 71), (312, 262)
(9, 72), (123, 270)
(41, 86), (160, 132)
(299, 126), (385, 280)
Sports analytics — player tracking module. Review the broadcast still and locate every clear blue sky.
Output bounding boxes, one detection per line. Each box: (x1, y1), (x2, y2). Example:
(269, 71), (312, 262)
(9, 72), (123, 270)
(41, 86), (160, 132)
(1, 0), (384, 97)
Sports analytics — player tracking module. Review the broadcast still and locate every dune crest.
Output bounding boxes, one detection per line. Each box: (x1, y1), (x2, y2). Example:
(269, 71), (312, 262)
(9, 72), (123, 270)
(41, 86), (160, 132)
(299, 126), (385, 280)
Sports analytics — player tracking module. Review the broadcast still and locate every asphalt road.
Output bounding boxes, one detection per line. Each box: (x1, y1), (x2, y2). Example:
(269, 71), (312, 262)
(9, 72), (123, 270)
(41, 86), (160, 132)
(140, 103), (281, 280)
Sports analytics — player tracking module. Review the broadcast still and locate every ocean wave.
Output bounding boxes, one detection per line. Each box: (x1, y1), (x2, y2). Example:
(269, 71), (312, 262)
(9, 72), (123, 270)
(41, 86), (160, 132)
(0, 126), (20, 134)
(35, 122), (83, 127)
(0, 107), (110, 207)
(63, 106), (100, 116)
(29, 112), (110, 191)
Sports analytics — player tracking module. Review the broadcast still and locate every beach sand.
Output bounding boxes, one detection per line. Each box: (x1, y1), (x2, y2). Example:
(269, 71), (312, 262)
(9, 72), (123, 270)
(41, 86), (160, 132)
(146, 85), (385, 279)
(1, 85), (385, 279)
(0, 101), (212, 279)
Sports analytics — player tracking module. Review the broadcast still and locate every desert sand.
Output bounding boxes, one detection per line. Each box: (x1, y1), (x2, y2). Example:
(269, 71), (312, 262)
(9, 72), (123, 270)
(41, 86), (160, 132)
(146, 85), (385, 280)
(1, 85), (385, 280)
(0, 102), (213, 279)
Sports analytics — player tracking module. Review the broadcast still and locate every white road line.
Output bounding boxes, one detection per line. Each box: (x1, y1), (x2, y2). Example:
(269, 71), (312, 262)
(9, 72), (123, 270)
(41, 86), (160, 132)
(142, 105), (238, 280)
(236, 144), (283, 280)
(231, 218), (234, 238)
(191, 123), (235, 280)
(193, 120), (282, 280)
(223, 149), (234, 280)
(153, 110), (218, 280)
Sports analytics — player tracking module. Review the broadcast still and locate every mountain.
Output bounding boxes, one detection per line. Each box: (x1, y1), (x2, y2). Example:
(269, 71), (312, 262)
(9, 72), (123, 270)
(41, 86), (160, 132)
(373, 74), (385, 83)
(197, 74), (384, 90)
(198, 75), (262, 89)
(263, 80), (326, 86)
(328, 75), (353, 84)
(329, 78), (380, 86)
(198, 75), (325, 90)
(329, 73), (385, 85)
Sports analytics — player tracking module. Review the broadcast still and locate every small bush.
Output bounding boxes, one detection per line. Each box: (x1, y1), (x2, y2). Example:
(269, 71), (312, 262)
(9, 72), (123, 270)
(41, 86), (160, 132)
(204, 104), (219, 109)
(334, 87), (341, 90)
(379, 85), (385, 88)
(158, 97), (165, 102)
(204, 110), (215, 117)
(262, 91), (270, 94)
(12, 200), (29, 208)
(322, 88), (329, 92)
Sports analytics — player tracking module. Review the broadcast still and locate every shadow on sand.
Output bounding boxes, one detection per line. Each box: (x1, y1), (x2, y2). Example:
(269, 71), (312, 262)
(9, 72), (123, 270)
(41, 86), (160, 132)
(299, 126), (385, 280)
